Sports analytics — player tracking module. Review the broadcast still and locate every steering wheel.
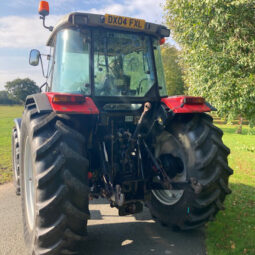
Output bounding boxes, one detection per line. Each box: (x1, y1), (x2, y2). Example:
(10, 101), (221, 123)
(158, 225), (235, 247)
(137, 78), (149, 95)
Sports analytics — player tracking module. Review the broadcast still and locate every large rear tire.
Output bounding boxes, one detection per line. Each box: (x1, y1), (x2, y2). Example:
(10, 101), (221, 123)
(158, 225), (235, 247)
(147, 113), (233, 230)
(20, 105), (90, 255)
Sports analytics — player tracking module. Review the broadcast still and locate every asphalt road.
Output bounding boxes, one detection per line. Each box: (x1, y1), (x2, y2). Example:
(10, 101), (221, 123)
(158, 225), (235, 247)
(0, 183), (206, 255)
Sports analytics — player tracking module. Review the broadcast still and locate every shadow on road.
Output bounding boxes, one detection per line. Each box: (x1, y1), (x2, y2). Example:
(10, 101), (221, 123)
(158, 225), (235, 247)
(83, 200), (206, 255)
(81, 221), (206, 255)
(0, 184), (206, 255)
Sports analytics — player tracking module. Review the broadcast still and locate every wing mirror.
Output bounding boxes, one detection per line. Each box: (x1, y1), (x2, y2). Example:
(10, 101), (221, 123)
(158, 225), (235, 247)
(29, 49), (50, 80)
(29, 49), (41, 66)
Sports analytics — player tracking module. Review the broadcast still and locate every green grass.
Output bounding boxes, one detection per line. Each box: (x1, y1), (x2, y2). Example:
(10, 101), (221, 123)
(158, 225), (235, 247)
(206, 124), (255, 255)
(0, 106), (254, 254)
(0, 105), (23, 184)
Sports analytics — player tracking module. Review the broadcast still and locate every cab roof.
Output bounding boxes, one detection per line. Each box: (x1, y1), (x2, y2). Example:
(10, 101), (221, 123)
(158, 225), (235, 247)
(46, 12), (170, 46)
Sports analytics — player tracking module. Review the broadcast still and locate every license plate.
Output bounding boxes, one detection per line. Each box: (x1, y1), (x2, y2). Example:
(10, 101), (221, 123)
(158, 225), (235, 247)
(105, 14), (145, 30)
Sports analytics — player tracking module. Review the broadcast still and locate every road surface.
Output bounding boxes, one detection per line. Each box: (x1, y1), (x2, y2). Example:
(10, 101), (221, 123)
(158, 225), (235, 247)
(0, 183), (206, 255)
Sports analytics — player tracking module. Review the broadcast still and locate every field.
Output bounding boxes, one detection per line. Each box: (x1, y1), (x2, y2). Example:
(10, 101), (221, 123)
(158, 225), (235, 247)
(0, 106), (254, 254)
(206, 125), (255, 255)
(0, 105), (23, 184)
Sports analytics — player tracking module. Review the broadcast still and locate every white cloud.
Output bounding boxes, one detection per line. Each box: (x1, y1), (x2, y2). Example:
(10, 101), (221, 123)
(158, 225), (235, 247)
(0, 0), (167, 49)
(0, 15), (60, 48)
(7, 0), (34, 7)
(0, 70), (44, 90)
(0, 0), (172, 88)
(86, 0), (165, 24)
(0, 55), (46, 90)
(51, 0), (76, 8)
(7, 0), (75, 8)
(83, 0), (115, 4)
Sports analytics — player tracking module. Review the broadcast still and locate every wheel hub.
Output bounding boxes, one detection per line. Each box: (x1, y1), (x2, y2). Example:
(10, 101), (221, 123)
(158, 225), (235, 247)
(152, 131), (186, 205)
(152, 189), (184, 205)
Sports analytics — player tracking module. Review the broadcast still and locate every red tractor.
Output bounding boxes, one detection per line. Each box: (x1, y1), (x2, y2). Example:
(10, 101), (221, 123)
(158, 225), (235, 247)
(12, 1), (233, 254)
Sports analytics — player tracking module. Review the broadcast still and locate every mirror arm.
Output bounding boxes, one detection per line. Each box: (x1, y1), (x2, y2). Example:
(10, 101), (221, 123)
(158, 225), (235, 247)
(39, 82), (49, 92)
(39, 55), (48, 79)
(41, 53), (51, 78)
(46, 57), (51, 79)
(40, 16), (53, 32)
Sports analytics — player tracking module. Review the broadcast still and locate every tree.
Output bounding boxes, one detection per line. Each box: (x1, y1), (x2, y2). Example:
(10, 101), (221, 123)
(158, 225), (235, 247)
(5, 78), (39, 103)
(0, 91), (19, 105)
(164, 0), (255, 131)
(161, 44), (185, 95)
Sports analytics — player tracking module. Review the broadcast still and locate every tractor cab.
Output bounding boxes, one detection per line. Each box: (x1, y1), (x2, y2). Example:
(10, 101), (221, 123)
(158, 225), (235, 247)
(30, 10), (170, 107)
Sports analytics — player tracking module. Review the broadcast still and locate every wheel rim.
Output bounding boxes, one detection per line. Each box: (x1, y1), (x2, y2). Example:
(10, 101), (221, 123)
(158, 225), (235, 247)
(152, 131), (186, 205)
(152, 189), (184, 206)
(24, 136), (35, 230)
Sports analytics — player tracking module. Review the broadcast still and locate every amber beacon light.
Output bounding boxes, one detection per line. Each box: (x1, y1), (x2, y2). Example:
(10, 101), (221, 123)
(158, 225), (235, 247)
(39, 1), (50, 16)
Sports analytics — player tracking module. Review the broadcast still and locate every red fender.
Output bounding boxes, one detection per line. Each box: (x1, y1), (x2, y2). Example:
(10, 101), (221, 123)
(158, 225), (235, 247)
(161, 96), (211, 113)
(45, 92), (99, 114)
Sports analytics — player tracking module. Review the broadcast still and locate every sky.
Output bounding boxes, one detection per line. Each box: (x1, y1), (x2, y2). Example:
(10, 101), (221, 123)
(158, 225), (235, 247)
(0, 0), (172, 90)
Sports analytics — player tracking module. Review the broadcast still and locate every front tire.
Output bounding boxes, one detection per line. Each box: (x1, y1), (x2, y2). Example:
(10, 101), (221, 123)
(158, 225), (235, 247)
(147, 113), (233, 230)
(20, 105), (90, 255)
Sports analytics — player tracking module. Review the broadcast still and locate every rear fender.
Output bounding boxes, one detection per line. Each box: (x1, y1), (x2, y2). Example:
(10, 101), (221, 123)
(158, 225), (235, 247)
(25, 93), (52, 113)
(25, 92), (99, 115)
(161, 96), (215, 114)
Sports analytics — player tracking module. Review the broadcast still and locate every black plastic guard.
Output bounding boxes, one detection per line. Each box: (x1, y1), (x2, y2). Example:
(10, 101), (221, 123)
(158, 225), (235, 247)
(25, 93), (52, 113)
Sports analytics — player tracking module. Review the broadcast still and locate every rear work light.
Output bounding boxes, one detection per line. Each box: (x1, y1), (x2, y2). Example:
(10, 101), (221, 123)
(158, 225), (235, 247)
(52, 94), (85, 104)
(183, 97), (205, 105)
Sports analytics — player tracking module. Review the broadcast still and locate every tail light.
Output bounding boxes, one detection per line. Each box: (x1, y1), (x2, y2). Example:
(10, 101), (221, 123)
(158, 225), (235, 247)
(52, 94), (85, 104)
(160, 37), (166, 45)
(88, 172), (93, 180)
(183, 97), (205, 105)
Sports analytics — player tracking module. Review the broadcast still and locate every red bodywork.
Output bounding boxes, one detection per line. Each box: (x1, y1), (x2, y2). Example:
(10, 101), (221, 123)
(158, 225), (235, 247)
(161, 96), (211, 113)
(45, 93), (210, 115)
(46, 92), (99, 114)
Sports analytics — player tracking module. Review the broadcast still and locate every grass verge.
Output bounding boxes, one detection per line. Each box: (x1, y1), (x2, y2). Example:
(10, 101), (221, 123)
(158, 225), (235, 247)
(0, 105), (23, 184)
(206, 124), (255, 255)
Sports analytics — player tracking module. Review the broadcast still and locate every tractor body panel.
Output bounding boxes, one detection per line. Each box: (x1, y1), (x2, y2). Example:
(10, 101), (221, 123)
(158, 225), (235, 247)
(46, 92), (99, 114)
(161, 96), (212, 113)
(25, 92), (99, 115)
